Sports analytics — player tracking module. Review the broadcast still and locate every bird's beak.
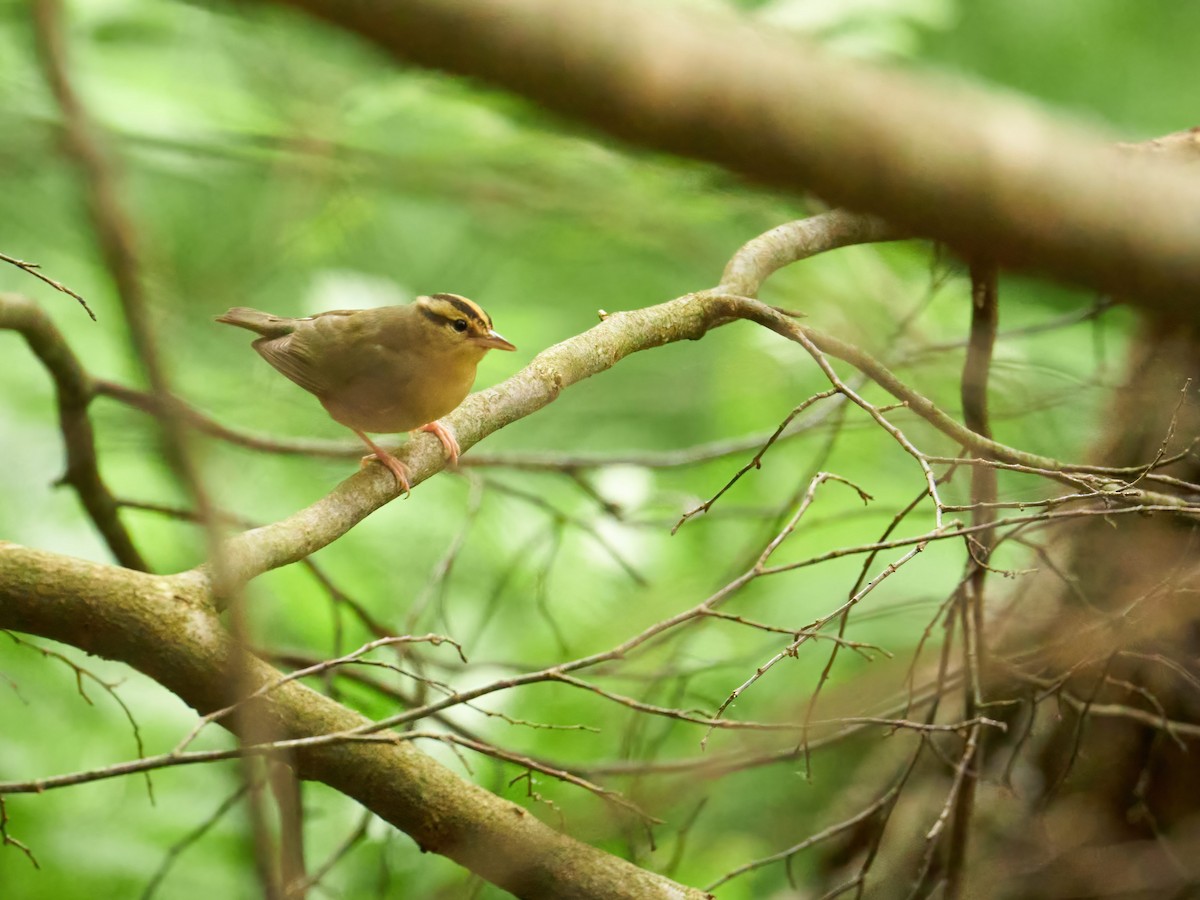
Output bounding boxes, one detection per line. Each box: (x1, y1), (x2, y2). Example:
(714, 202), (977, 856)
(474, 330), (517, 351)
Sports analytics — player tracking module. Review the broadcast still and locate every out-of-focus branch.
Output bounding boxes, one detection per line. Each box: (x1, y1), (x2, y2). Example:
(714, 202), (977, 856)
(94, 379), (359, 459)
(32, 0), (230, 564)
(960, 263), (1000, 447)
(0, 293), (146, 570)
(32, 2), (278, 889)
(31, 0), (237, 567)
(232, 0), (1200, 321)
(943, 261), (1000, 899)
(0, 542), (711, 900)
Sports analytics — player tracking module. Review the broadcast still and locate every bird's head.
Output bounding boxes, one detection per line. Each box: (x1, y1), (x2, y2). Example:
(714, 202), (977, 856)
(415, 293), (516, 362)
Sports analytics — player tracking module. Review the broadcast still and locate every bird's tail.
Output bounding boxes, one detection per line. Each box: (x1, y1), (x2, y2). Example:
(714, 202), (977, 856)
(214, 307), (297, 338)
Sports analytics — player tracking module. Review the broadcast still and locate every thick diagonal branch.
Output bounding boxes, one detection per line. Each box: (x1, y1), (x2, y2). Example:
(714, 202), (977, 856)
(0, 543), (708, 900)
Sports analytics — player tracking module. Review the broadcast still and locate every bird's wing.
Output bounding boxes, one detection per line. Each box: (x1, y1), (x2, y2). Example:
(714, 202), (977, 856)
(250, 309), (380, 397)
(252, 332), (330, 397)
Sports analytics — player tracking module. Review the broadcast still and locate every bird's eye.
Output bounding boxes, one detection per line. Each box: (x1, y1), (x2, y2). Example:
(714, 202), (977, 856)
(453, 319), (469, 333)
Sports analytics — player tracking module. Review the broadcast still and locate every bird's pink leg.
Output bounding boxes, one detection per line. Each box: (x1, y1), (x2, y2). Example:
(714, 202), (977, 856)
(353, 430), (411, 496)
(417, 421), (461, 465)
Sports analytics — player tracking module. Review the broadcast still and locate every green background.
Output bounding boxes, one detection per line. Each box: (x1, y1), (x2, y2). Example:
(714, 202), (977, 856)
(0, 0), (1193, 896)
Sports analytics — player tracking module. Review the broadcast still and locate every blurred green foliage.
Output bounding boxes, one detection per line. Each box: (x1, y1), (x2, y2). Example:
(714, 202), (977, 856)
(0, 0), (1196, 897)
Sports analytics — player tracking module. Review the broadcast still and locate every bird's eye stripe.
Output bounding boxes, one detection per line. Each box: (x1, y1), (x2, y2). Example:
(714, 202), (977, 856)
(418, 305), (478, 336)
(430, 293), (491, 329)
(417, 305), (454, 328)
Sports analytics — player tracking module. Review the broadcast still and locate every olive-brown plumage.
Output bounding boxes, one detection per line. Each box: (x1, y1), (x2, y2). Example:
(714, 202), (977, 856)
(216, 294), (515, 492)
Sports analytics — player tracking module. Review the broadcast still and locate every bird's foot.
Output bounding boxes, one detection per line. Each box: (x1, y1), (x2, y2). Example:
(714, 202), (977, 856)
(353, 429), (412, 496)
(360, 452), (412, 496)
(417, 420), (461, 466)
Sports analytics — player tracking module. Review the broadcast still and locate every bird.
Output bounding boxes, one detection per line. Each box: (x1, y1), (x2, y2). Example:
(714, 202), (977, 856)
(216, 293), (516, 493)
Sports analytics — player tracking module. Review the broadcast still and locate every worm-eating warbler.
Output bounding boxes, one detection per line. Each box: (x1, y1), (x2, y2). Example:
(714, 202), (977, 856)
(216, 293), (515, 492)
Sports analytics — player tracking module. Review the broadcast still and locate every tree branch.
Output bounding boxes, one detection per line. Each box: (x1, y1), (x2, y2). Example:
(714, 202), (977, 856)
(0, 293), (146, 570)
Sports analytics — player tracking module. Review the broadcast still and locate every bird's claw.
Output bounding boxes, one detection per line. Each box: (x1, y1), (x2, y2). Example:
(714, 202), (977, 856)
(417, 421), (461, 466)
(361, 452), (412, 497)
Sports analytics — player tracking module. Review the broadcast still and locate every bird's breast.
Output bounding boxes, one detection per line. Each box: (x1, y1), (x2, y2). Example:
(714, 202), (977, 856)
(319, 355), (475, 434)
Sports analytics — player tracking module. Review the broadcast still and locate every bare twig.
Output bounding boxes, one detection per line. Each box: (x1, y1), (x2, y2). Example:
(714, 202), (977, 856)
(175, 634), (466, 754)
(0, 797), (38, 869)
(403, 731), (661, 824)
(6, 631), (152, 798)
(674, 388), (841, 530)
(0, 251), (95, 319)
